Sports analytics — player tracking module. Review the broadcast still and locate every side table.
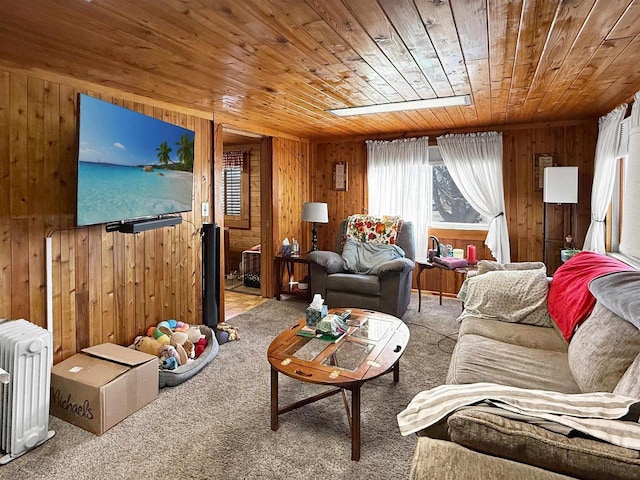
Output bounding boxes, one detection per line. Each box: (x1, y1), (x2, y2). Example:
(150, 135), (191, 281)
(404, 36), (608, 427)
(274, 253), (311, 301)
(415, 258), (434, 312)
(415, 258), (477, 309)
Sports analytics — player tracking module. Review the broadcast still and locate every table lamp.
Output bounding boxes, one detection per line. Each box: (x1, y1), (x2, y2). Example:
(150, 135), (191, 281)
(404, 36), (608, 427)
(301, 202), (328, 252)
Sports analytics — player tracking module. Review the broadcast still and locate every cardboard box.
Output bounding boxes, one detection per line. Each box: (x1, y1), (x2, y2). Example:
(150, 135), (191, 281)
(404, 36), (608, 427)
(50, 343), (158, 435)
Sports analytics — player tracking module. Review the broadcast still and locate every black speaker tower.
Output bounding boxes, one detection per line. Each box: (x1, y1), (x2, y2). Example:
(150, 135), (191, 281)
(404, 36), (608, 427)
(202, 223), (220, 327)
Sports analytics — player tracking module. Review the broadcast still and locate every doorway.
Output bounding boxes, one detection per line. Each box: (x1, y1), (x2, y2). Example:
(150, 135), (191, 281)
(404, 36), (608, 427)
(222, 128), (264, 300)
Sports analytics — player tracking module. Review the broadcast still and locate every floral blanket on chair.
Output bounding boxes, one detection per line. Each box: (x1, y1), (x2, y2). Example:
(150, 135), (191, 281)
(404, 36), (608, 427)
(345, 215), (403, 245)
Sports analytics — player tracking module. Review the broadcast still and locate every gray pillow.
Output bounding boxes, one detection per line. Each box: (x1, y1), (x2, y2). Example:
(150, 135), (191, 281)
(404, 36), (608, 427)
(477, 260), (546, 276)
(457, 269), (552, 326)
(568, 301), (640, 393)
(589, 271), (640, 330)
(307, 251), (344, 274)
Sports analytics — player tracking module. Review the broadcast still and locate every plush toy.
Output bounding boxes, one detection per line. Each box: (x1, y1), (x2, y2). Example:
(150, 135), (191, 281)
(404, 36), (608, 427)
(195, 337), (207, 357)
(158, 344), (180, 363)
(183, 340), (195, 359)
(169, 331), (188, 347)
(217, 322), (240, 341)
(134, 336), (163, 356)
(186, 326), (203, 344)
(162, 357), (177, 370)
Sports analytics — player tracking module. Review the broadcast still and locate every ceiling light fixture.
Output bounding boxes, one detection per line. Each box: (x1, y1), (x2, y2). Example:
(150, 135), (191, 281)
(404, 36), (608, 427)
(327, 95), (472, 117)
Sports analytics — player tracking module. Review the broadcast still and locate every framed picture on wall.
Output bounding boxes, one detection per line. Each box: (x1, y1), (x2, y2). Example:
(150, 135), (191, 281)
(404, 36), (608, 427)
(333, 161), (348, 191)
(533, 153), (556, 191)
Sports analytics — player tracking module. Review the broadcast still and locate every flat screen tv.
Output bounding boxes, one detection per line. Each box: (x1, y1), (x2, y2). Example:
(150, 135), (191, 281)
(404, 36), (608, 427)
(76, 94), (195, 227)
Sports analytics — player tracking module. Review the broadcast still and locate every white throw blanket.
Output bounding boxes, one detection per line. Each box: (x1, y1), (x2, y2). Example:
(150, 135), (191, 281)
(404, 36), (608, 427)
(397, 383), (640, 450)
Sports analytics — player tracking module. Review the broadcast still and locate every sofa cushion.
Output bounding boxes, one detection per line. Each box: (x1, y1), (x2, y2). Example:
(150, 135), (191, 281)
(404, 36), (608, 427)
(447, 334), (580, 393)
(411, 437), (576, 480)
(457, 269), (552, 326)
(615, 354), (640, 399)
(459, 317), (567, 352)
(326, 272), (379, 296)
(589, 270), (640, 330)
(447, 409), (640, 480)
(568, 301), (640, 393)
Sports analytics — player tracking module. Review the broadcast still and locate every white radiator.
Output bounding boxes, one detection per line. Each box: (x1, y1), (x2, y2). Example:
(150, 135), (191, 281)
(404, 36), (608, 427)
(0, 319), (55, 465)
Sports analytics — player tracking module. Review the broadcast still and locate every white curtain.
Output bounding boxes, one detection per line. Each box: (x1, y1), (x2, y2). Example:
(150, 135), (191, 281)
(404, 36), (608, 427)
(436, 132), (511, 263)
(583, 104), (627, 253)
(619, 91), (640, 258)
(366, 137), (429, 257)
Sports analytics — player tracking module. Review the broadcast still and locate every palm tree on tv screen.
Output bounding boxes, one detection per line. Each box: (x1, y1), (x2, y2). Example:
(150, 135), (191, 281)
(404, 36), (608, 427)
(156, 141), (172, 166)
(176, 134), (194, 171)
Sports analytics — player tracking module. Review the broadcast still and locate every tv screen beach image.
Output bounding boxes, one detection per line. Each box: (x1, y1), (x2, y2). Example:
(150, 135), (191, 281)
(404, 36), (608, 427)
(76, 94), (195, 226)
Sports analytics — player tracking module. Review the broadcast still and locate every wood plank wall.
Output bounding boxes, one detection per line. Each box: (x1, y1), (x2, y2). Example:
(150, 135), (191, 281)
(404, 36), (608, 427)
(310, 141), (368, 249)
(311, 120), (598, 293)
(271, 137), (311, 293)
(0, 69), (213, 363)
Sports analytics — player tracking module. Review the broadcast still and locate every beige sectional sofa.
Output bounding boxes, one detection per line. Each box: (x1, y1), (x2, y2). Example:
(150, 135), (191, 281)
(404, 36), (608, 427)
(408, 257), (640, 480)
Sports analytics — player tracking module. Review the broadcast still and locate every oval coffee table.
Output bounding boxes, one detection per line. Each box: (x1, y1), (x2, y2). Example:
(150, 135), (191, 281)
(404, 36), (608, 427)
(267, 308), (410, 461)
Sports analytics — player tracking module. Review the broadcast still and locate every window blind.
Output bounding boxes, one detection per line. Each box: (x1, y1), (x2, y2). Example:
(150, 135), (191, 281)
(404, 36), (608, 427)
(223, 151), (246, 216)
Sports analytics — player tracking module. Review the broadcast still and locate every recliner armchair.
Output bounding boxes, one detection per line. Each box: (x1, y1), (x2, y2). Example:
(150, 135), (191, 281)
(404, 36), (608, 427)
(308, 219), (416, 318)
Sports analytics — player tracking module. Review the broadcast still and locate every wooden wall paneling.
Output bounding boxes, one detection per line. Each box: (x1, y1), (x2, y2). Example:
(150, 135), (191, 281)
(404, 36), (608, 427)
(213, 122), (225, 318)
(260, 136), (274, 298)
(88, 226), (103, 346)
(143, 227), (156, 331)
(10, 218), (29, 320)
(59, 230), (76, 360)
(27, 77), (46, 328)
(74, 229), (90, 351)
(101, 227), (115, 344)
(0, 70), (213, 361)
(270, 137), (310, 293)
(0, 71), (10, 318)
(194, 116), (211, 326)
(311, 141), (368, 251)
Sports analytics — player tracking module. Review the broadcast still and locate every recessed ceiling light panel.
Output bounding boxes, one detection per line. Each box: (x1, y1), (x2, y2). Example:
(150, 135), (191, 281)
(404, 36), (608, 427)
(327, 95), (472, 117)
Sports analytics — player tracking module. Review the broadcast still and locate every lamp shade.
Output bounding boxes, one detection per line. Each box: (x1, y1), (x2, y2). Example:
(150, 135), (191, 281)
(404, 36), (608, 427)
(544, 167), (578, 204)
(301, 202), (328, 223)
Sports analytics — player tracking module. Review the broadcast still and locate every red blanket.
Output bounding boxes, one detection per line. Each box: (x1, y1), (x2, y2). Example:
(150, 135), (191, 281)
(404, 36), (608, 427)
(548, 251), (633, 341)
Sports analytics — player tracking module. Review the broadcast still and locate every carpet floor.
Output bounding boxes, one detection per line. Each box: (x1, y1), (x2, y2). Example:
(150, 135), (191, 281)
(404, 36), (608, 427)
(2, 292), (461, 480)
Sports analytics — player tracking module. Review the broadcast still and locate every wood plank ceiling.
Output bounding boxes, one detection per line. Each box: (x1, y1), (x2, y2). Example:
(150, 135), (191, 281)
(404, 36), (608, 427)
(1, 0), (639, 140)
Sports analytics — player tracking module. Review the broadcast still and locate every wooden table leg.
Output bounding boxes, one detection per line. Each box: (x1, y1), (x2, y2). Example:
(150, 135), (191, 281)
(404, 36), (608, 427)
(351, 385), (361, 461)
(275, 259), (281, 301)
(393, 360), (400, 383)
(439, 267), (443, 305)
(270, 367), (279, 431)
(417, 264), (423, 312)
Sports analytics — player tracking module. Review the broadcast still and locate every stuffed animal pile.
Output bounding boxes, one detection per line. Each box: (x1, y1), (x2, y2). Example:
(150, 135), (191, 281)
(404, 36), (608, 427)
(133, 319), (208, 370)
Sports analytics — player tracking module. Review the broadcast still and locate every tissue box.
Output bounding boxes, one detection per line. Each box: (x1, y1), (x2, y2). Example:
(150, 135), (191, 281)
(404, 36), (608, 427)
(306, 305), (328, 327)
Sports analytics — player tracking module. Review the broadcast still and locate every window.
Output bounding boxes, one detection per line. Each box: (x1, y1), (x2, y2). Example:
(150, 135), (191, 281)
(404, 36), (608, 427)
(428, 146), (487, 229)
(610, 116), (640, 268)
(223, 150), (250, 229)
